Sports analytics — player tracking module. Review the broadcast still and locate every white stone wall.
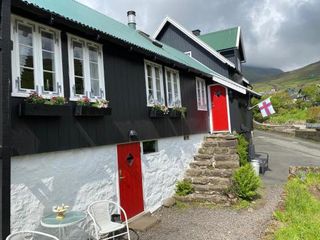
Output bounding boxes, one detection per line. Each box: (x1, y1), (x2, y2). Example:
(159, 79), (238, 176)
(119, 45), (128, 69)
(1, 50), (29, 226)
(11, 145), (118, 233)
(11, 133), (204, 234)
(141, 134), (204, 212)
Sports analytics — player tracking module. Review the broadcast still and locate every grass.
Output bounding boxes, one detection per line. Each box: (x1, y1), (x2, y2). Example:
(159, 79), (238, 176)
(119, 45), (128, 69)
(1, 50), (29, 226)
(267, 108), (308, 124)
(272, 174), (320, 240)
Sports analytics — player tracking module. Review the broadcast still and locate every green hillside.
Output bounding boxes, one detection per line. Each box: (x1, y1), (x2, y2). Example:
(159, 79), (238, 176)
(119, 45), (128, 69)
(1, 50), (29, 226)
(242, 65), (283, 83)
(253, 61), (320, 92)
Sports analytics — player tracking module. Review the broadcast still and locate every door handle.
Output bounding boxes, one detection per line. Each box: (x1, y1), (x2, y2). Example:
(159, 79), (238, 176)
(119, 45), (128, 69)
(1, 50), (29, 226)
(119, 170), (125, 180)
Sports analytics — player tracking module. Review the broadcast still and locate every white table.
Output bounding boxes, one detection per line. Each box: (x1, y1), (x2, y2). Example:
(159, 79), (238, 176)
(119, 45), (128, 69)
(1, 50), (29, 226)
(41, 211), (86, 239)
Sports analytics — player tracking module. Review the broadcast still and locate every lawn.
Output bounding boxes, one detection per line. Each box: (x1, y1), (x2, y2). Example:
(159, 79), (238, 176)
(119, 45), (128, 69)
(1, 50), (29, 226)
(272, 173), (320, 240)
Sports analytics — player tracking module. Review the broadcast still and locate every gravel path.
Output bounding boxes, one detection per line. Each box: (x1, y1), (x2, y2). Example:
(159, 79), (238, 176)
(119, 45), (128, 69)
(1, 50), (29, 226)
(138, 186), (282, 240)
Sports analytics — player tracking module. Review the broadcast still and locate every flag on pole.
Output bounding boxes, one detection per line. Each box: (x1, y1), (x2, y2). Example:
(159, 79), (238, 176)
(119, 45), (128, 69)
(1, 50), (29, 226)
(258, 98), (275, 118)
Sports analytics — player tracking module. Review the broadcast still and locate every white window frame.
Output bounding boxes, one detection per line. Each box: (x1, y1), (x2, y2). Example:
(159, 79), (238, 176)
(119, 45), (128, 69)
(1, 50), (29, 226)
(164, 67), (181, 108)
(144, 60), (165, 106)
(196, 77), (207, 111)
(11, 15), (64, 98)
(68, 34), (105, 101)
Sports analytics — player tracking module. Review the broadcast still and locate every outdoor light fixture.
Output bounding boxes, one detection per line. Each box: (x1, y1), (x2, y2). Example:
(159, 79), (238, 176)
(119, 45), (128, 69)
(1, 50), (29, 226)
(128, 129), (138, 141)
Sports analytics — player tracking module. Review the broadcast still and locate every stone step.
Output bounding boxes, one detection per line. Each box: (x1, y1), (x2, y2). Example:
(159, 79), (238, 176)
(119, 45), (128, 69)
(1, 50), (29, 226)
(175, 193), (229, 204)
(194, 154), (213, 161)
(185, 176), (230, 185)
(215, 161), (239, 169)
(186, 168), (234, 178)
(193, 183), (230, 193)
(129, 212), (160, 232)
(205, 134), (237, 141)
(190, 160), (214, 168)
(202, 141), (218, 148)
(214, 154), (239, 162)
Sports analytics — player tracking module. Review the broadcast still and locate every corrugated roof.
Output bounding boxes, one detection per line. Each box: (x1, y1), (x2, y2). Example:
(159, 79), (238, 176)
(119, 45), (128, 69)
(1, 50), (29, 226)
(19, 0), (213, 76)
(199, 27), (239, 51)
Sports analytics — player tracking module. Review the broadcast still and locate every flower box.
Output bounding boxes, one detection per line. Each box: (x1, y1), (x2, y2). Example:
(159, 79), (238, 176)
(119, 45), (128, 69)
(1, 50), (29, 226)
(149, 108), (166, 118)
(169, 110), (182, 119)
(74, 105), (112, 117)
(18, 103), (71, 117)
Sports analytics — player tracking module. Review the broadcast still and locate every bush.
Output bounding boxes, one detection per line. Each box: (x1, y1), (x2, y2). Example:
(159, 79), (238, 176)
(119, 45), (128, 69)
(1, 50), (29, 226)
(231, 164), (261, 200)
(175, 180), (194, 196)
(307, 106), (320, 123)
(237, 134), (249, 166)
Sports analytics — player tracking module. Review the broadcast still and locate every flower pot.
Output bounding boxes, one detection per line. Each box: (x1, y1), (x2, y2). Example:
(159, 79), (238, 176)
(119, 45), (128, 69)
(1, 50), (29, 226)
(149, 108), (166, 118)
(18, 103), (71, 117)
(250, 160), (260, 176)
(74, 105), (112, 117)
(169, 110), (182, 119)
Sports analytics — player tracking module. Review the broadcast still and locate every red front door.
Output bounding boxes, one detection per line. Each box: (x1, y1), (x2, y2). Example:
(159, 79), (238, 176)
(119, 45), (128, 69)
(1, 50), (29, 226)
(210, 85), (229, 131)
(117, 143), (144, 219)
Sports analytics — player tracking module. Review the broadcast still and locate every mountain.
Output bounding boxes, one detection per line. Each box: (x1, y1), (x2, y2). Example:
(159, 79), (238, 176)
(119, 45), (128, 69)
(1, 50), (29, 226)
(242, 65), (283, 83)
(252, 61), (320, 92)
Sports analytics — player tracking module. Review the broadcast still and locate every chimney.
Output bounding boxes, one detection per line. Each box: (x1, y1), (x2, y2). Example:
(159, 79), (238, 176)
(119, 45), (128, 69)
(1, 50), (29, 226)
(192, 29), (201, 36)
(127, 10), (136, 30)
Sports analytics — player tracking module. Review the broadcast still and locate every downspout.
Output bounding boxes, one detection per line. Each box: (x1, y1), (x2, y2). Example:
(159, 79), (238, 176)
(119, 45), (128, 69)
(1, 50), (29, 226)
(0, 0), (12, 238)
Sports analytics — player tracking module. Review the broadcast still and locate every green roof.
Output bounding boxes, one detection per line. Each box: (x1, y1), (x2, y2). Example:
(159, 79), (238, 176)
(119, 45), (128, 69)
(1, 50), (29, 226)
(20, 0), (213, 76)
(199, 27), (239, 51)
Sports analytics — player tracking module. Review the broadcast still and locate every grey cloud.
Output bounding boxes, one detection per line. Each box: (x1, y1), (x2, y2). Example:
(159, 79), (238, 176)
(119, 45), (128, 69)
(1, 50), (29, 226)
(77, 0), (320, 71)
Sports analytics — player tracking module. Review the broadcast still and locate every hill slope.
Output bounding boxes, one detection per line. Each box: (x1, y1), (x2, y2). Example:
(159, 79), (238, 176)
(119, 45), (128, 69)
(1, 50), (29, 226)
(242, 65), (283, 83)
(253, 61), (320, 92)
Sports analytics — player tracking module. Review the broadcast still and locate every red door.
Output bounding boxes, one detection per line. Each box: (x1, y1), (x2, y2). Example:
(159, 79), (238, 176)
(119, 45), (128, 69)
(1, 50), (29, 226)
(117, 143), (144, 219)
(210, 85), (229, 131)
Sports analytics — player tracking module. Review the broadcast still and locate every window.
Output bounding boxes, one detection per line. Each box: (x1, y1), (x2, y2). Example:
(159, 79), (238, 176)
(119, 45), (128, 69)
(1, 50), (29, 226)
(196, 77), (207, 111)
(142, 140), (158, 154)
(11, 15), (63, 97)
(165, 67), (181, 107)
(144, 60), (165, 106)
(68, 34), (105, 100)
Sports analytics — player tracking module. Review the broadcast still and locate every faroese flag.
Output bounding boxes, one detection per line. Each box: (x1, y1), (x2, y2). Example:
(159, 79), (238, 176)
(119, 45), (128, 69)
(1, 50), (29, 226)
(258, 98), (275, 118)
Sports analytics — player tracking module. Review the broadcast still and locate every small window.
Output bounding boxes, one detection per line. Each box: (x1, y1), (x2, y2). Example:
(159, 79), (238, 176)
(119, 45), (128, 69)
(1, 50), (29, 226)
(165, 67), (181, 107)
(68, 34), (105, 100)
(142, 140), (158, 154)
(196, 77), (207, 111)
(144, 60), (165, 106)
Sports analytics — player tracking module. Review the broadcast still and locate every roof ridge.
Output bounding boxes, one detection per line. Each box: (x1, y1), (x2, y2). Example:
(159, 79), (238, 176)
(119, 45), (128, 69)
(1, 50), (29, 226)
(200, 26), (239, 37)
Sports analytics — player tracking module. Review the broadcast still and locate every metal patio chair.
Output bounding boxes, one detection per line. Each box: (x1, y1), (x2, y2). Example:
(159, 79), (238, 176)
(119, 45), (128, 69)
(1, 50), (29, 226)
(6, 231), (59, 240)
(87, 200), (131, 240)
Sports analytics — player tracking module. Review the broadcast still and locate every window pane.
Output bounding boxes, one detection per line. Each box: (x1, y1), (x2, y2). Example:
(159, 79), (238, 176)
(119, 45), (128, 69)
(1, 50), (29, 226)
(89, 46), (98, 62)
(18, 24), (33, 46)
(167, 72), (172, 105)
(20, 67), (34, 89)
(43, 71), (55, 92)
(75, 77), (84, 95)
(41, 31), (54, 52)
(74, 59), (83, 77)
(147, 65), (152, 77)
(42, 51), (54, 71)
(19, 46), (33, 68)
(90, 62), (99, 80)
(73, 41), (83, 59)
(91, 79), (100, 96)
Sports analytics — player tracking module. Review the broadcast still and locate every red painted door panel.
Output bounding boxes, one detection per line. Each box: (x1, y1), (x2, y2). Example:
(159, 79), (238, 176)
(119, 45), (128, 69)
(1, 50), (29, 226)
(117, 143), (144, 219)
(210, 85), (229, 131)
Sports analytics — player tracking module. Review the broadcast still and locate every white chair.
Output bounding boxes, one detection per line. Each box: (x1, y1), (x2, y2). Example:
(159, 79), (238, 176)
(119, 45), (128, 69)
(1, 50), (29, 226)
(6, 231), (59, 240)
(87, 200), (131, 240)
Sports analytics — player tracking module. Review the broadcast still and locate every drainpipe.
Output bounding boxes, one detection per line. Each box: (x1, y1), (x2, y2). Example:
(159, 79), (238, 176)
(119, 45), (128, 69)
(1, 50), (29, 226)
(0, 0), (12, 238)
(127, 10), (136, 30)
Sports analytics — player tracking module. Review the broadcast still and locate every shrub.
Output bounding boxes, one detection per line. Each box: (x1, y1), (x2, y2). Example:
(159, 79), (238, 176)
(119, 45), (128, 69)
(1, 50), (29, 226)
(175, 180), (194, 196)
(307, 106), (320, 123)
(237, 134), (249, 166)
(231, 164), (261, 200)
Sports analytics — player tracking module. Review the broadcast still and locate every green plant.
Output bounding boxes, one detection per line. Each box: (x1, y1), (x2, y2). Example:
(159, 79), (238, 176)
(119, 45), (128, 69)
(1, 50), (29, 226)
(236, 134), (249, 166)
(152, 103), (169, 114)
(307, 106), (320, 123)
(175, 180), (194, 196)
(46, 96), (67, 105)
(76, 96), (91, 106)
(231, 164), (261, 201)
(25, 92), (46, 104)
(172, 106), (187, 118)
(91, 99), (109, 108)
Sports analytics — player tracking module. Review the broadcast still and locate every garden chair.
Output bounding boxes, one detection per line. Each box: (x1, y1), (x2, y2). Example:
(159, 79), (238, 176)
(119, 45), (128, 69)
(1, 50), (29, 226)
(87, 200), (131, 240)
(6, 231), (59, 240)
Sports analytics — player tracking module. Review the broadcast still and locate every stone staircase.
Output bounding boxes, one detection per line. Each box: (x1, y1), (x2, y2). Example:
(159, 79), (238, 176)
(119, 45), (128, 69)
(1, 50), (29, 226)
(175, 134), (240, 204)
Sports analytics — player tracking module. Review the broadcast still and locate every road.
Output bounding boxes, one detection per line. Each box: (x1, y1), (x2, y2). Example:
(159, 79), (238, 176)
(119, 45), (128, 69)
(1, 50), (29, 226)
(254, 130), (320, 185)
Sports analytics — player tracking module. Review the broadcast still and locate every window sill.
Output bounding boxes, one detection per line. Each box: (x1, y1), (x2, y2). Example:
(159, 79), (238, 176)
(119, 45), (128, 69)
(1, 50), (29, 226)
(12, 92), (63, 99)
(197, 108), (208, 112)
(70, 97), (106, 102)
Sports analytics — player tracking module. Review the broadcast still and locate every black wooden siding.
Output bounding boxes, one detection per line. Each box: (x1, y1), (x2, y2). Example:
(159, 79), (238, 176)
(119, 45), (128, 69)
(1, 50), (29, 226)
(156, 24), (229, 77)
(10, 16), (209, 156)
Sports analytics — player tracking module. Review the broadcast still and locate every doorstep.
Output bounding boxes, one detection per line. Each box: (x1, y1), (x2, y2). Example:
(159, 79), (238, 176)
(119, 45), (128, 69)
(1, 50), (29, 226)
(128, 212), (160, 232)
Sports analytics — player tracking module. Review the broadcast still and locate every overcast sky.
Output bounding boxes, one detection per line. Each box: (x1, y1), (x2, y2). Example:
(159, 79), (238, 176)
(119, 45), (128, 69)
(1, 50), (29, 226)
(77, 0), (320, 71)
